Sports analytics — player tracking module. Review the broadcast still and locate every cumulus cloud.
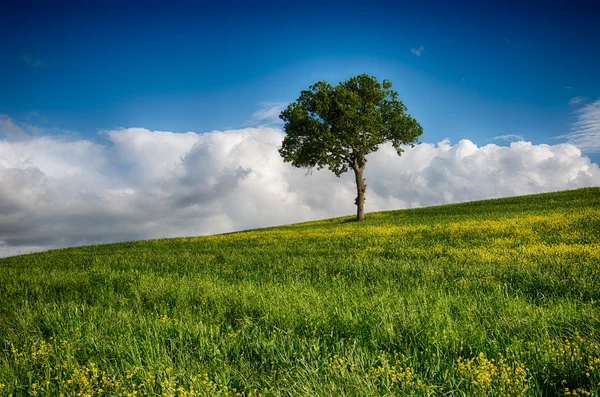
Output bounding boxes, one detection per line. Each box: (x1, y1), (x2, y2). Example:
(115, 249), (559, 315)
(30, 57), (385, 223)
(559, 99), (600, 153)
(411, 46), (425, 56)
(1, 116), (599, 257)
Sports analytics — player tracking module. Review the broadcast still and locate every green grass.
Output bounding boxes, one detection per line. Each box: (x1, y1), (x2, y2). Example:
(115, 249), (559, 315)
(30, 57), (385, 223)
(1, 188), (600, 396)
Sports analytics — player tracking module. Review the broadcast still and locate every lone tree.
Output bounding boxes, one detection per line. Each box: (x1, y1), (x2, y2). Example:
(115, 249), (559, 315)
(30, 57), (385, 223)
(279, 74), (423, 221)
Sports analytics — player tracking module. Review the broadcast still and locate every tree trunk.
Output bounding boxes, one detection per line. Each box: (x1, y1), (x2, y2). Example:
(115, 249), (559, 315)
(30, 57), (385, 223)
(353, 166), (365, 221)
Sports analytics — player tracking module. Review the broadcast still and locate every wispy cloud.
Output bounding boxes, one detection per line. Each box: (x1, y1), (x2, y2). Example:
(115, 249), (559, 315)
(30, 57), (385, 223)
(494, 134), (524, 142)
(557, 99), (600, 153)
(411, 46), (425, 56)
(23, 111), (48, 123)
(569, 96), (586, 105)
(23, 54), (44, 68)
(248, 102), (288, 125)
(0, 114), (43, 139)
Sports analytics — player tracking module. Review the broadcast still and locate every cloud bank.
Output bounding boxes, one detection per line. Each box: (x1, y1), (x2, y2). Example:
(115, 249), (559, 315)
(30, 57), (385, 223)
(1, 119), (599, 257)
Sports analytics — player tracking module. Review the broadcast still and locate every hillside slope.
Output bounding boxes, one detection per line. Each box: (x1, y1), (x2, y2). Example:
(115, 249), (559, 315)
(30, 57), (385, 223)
(1, 188), (599, 396)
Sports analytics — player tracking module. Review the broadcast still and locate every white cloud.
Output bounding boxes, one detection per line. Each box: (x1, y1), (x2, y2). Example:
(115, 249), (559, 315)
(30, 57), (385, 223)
(367, 139), (598, 208)
(22, 54), (44, 68)
(0, 114), (44, 139)
(105, 127), (199, 181)
(558, 99), (600, 153)
(569, 96), (586, 105)
(1, 116), (599, 257)
(411, 46), (425, 56)
(249, 102), (288, 125)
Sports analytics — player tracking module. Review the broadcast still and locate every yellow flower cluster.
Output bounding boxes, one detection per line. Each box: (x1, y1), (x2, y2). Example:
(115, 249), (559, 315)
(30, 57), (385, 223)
(5, 338), (267, 397)
(543, 335), (600, 393)
(456, 352), (529, 396)
(563, 386), (593, 396)
(367, 353), (429, 393)
(157, 313), (175, 324)
(327, 354), (357, 376)
(11, 339), (54, 366)
(371, 355), (415, 390)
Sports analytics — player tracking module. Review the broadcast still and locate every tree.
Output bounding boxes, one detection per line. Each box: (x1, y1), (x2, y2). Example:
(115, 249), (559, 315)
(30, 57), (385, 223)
(279, 74), (423, 221)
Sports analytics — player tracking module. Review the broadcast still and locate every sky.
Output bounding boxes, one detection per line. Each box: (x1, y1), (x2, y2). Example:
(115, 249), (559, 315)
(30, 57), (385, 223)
(1, 0), (599, 256)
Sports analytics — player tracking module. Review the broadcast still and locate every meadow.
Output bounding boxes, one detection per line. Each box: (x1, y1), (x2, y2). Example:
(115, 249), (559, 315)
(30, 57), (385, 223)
(1, 187), (599, 396)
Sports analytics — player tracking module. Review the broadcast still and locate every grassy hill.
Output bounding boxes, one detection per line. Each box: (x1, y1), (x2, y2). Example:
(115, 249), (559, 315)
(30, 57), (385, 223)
(1, 188), (599, 396)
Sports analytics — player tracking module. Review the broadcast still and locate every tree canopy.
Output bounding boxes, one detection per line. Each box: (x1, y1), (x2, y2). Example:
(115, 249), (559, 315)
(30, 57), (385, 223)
(279, 74), (423, 221)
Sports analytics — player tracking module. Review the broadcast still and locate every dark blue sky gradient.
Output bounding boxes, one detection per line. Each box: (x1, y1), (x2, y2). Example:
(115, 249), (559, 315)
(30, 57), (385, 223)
(1, 0), (599, 153)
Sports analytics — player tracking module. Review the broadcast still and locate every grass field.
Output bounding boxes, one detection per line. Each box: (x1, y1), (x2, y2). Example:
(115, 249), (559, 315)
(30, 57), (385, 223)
(1, 187), (599, 396)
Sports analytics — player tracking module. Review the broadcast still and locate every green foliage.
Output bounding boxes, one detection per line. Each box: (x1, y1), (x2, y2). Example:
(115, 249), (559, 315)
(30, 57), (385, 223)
(279, 74), (422, 176)
(279, 74), (423, 221)
(1, 188), (600, 396)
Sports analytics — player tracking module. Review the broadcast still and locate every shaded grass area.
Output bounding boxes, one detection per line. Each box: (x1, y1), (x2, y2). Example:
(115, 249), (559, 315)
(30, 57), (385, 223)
(1, 188), (600, 396)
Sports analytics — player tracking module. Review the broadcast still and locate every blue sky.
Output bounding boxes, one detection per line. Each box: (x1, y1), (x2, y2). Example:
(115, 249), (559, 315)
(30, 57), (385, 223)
(1, 0), (599, 150)
(2, 0), (600, 256)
